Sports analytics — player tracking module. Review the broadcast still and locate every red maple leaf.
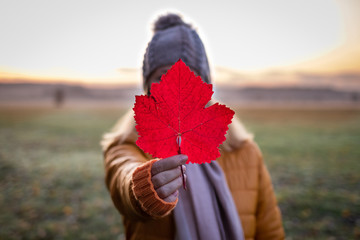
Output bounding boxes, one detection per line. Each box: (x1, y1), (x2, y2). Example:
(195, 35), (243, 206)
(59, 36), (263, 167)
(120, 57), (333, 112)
(133, 59), (234, 164)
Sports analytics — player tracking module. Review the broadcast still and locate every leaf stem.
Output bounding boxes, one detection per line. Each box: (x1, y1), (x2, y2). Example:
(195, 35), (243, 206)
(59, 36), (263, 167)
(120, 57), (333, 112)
(177, 136), (186, 190)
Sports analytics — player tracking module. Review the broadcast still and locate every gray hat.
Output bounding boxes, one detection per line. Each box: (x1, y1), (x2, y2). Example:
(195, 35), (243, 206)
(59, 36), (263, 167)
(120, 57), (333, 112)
(142, 13), (211, 91)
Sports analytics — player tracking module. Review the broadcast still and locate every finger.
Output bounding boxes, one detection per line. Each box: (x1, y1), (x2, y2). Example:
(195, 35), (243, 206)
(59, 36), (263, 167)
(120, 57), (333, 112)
(163, 190), (179, 203)
(156, 176), (183, 199)
(151, 154), (188, 176)
(152, 167), (183, 189)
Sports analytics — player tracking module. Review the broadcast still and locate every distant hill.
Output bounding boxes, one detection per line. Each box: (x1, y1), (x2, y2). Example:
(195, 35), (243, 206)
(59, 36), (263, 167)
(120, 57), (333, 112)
(214, 86), (360, 104)
(0, 82), (359, 107)
(0, 82), (141, 104)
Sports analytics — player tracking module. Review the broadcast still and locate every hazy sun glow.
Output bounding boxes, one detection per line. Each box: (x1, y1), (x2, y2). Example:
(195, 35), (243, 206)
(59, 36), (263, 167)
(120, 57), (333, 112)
(201, 1), (343, 71)
(0, 0), (359, 87)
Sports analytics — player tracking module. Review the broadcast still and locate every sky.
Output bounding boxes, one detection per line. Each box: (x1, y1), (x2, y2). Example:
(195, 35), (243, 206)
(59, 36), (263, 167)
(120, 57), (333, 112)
(0, 0), (359, 89)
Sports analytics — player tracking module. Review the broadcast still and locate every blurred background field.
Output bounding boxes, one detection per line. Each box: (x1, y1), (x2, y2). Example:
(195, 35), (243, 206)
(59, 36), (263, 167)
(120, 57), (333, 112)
(1, 1), (360, 239)
(0, 104), (359, 240)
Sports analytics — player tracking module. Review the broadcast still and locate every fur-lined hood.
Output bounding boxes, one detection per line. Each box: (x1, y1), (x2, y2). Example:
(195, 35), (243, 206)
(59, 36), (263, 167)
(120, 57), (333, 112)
(101, 106), (252, 154)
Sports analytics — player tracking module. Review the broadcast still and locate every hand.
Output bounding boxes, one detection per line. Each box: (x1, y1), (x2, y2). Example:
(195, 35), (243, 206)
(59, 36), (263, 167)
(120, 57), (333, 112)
(151, 154), (187, 203)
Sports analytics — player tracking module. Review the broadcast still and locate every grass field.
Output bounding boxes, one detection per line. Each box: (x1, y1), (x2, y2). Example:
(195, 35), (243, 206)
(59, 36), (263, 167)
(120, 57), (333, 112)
(0, 105), (359, 240)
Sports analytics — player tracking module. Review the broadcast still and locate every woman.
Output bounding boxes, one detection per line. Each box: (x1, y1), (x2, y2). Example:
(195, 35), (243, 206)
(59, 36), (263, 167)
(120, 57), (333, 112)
(102, 13), (285, 240)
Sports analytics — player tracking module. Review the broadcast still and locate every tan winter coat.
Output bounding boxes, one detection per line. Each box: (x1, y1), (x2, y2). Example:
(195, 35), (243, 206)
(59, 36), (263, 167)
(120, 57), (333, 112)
(102, 109), (285, 240)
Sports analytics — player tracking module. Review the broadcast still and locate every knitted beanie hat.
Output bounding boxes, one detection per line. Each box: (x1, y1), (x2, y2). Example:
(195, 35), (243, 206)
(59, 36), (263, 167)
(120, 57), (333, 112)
(142, 13), (211, 90)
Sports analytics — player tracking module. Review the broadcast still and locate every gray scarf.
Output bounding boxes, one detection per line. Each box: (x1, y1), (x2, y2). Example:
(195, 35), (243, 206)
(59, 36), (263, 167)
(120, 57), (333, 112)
(173, 161), (245, 240)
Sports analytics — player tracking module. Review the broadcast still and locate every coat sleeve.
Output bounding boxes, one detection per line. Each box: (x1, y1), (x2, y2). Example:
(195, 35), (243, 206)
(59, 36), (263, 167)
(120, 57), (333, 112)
(103, 137), (177, 221)
(254, 145), (285, 240)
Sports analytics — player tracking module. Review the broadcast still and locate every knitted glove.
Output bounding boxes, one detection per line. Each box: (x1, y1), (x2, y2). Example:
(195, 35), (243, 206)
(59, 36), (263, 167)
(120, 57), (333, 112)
(132, 159), (178, 218)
